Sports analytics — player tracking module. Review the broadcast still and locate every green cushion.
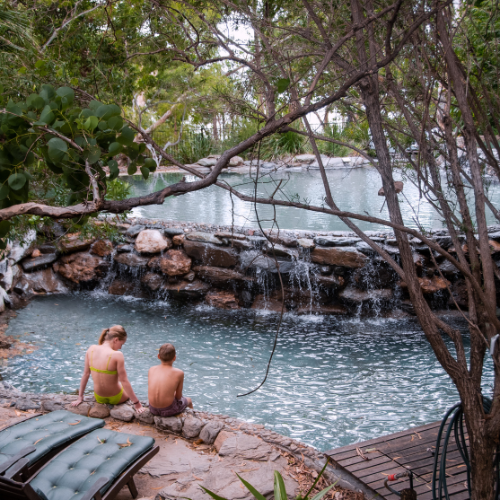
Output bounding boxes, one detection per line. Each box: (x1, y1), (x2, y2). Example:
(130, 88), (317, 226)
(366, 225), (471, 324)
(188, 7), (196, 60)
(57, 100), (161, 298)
(30, 428), (154, 500)
(0, 410), (104, 467)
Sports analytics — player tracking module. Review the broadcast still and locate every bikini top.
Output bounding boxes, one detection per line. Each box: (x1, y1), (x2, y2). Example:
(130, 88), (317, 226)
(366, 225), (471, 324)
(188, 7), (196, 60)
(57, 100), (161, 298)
(90, 348), (118, 375)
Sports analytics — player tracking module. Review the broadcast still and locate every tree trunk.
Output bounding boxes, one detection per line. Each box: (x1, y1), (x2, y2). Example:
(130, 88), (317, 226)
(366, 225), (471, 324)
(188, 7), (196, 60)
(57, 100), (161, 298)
(468, 425), (496, 500)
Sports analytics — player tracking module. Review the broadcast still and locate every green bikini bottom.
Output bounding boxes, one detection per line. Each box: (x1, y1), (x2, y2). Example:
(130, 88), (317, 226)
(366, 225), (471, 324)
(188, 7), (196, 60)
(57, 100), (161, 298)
(94, 387), (124, 405)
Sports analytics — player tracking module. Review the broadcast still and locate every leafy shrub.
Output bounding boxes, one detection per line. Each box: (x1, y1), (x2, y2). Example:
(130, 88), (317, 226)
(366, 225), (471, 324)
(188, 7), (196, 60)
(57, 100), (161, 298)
(178, 132), (214, 164)
(200, 459), (336, 500)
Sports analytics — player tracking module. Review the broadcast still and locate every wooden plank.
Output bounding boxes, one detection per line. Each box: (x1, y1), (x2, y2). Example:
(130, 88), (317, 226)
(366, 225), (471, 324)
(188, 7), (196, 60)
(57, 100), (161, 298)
(343, 454), (393, 473)
(324, 421), (443, 457)
(334, 450), (386, 468)
(326, 419), (471, 500)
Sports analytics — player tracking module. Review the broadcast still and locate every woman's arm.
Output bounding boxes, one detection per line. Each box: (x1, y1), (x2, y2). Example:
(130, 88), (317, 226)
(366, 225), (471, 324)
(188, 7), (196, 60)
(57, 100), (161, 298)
(116, 353), (145, 413)
(71, 349), (91, 407)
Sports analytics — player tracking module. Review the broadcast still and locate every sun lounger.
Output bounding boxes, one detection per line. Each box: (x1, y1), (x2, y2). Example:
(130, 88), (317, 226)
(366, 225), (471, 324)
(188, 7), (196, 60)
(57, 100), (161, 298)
(0, 428), (159, 500)
(0, 410), (105, 479)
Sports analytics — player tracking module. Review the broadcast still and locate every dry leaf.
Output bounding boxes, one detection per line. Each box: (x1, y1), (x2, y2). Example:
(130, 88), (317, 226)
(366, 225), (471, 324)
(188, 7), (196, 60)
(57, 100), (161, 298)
(356, 447), (369, 461)
(194, 438), (204, 445)
(33, 436), (48, 445)
(68, 420), (81, 426)
(97, 437), (106, 444)
(118, 438), (132, 448)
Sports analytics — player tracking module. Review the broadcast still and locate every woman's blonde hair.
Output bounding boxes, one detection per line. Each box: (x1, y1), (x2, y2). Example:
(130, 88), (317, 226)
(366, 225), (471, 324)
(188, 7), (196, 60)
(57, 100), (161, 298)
(98, 325), (127, 345)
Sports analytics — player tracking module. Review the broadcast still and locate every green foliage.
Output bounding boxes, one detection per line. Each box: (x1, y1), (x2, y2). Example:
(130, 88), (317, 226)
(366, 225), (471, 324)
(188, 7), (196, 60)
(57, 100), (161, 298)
(273, 131), (305, 156)
(0, 6), (36, 53)
(200, 460), (336, 500)
(105, 178), (132, 201)
(316, 124), (349, 157)
(0, 83), (156, 242)
(0, 83), (154, 207)
(178, 132), (214, 164)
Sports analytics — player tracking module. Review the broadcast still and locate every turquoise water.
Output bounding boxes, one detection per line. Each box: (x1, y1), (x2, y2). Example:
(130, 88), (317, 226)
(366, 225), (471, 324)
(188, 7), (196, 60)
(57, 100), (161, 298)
(126, 169), (500, 231)
(0, 293), (493, 451)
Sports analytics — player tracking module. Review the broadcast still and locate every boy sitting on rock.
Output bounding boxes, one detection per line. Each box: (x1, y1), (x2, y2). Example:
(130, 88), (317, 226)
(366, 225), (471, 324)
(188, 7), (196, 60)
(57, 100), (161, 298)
(148, 343), (193, 417)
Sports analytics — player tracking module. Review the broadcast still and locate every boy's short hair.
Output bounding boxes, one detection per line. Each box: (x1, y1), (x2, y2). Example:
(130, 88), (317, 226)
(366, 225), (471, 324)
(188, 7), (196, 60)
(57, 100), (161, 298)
(159, 343), (176, 362)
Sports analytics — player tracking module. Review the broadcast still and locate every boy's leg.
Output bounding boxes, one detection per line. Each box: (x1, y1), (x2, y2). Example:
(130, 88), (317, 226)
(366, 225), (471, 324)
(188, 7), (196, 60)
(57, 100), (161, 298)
(186, 397), (193, 409)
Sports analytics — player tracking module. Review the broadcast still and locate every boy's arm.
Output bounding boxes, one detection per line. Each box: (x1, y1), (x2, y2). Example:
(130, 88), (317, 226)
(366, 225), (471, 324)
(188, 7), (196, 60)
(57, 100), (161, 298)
(175, 371), (184, 400)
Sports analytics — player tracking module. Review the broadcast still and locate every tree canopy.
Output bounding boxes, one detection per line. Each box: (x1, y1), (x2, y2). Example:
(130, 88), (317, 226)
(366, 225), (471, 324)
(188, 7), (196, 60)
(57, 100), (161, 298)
(4, 1), (500, 497)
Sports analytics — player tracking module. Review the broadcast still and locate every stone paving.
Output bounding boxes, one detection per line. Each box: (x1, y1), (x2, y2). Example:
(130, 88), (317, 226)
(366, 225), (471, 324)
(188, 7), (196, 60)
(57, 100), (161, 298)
(0, 405), (352, 500)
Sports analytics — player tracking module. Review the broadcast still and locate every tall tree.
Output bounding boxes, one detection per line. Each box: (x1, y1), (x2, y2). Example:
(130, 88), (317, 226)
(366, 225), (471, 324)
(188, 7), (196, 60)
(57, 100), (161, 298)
(3, 1), (500, 496)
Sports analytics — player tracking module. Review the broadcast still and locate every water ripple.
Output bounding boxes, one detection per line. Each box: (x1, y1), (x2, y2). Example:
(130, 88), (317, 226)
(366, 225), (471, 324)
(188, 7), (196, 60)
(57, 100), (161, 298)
(0, 293), (493, 451)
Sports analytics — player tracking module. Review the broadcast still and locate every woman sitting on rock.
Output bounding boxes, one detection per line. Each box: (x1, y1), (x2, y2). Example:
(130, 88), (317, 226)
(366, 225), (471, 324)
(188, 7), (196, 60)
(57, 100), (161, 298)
(71, 325), (145, 413)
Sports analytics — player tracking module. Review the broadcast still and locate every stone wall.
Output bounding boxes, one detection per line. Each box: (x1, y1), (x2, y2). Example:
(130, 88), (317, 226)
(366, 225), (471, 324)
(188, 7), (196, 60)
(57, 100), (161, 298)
(2, 218), (500, 316)
(0, 382), (375, 499)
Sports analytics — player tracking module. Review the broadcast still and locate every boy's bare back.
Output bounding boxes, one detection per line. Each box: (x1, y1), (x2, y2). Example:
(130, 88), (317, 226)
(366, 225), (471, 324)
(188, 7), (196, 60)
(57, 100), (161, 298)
(148, 364), (184, 408)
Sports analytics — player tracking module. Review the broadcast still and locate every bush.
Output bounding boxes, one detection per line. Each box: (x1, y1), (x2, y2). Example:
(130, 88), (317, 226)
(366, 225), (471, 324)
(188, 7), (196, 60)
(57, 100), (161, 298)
(200, 460), (336, 500)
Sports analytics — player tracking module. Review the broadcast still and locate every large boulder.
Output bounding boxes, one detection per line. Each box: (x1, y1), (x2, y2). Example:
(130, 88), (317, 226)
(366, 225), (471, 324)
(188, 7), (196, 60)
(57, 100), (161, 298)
(0, 260), (13, 291)
(135, 229), (171, 254)
(399, 276), (450, 295)
(154, 415), (183, 433)
(339, 287), (393, 303)
(251, 294), (287, 313)
(294, 153), (316, 164)
(172, 234), (185, 246)
(126, 225), (145, 237)
(312, 274), (344, 289)
(108, 280), (148, 298)
(199, 421), (224, 444)
(206, 291), (240, 309)
(313, 236), (361, 247)
(53, 252), (110, 283)
(8, 231), (36, 264)
(297, 238), (315, 249)
(89, 403), (110, 418)
(229, 155), (244, 167)
(185, 232), (223, 245)
(239, 252), (295, 273)
(182, 414), (203, 438)
(297, 304), (348, 315)
(149, 250), (192, 276)
(90, 239), (113, 257)
(263, 242), (298, 259)
(58, 234), (95, 253)
(110, 404), (135, 422)
(114, 252), (150, 268)
(193, 266), (254, 287)
(161, 280), (210, 299)
(184, 240), (238, 268)
(141, 272), (165, 291)
(311, 246), (367, 268)
(24, 268), (68, 294)
(21, 253), (58, 272)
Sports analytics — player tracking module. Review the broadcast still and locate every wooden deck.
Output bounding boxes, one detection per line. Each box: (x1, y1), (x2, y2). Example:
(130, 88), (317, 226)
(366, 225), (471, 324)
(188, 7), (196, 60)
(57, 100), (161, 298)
(325, 421), (469, 500)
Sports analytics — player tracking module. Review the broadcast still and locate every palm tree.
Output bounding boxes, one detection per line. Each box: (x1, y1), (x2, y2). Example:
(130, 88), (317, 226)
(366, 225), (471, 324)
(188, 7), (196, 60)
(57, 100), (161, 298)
(0, 6), (35, 52)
